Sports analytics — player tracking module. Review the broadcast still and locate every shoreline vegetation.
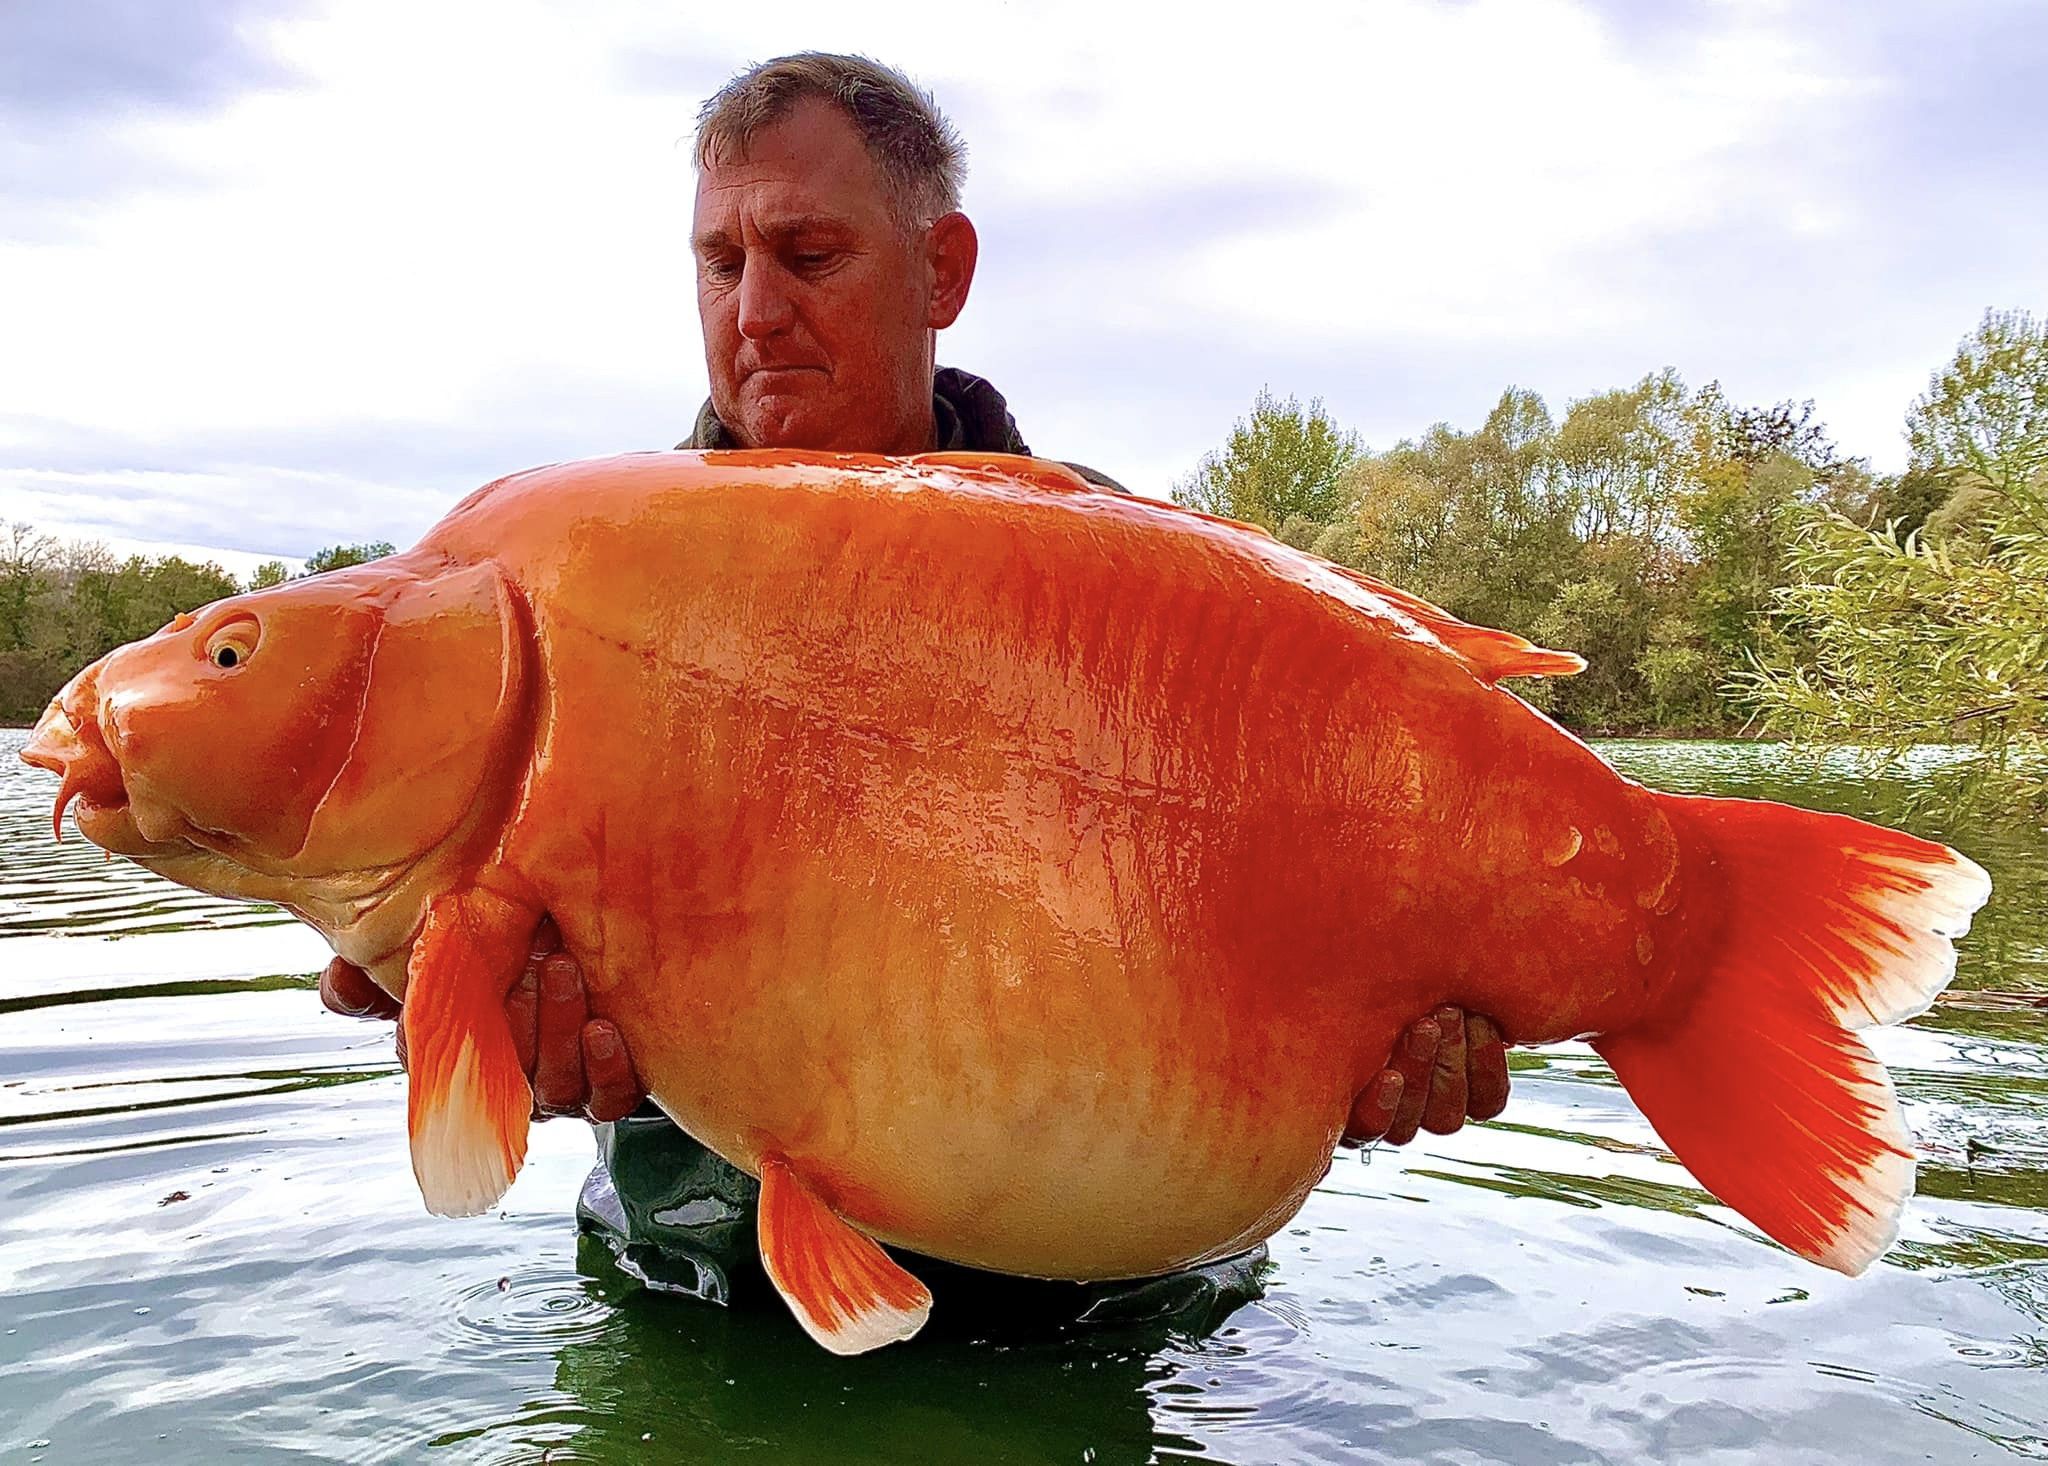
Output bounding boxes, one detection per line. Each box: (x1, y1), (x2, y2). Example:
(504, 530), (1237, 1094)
(1170, 308), (2046, 824)
(0, 539), (390, 728)
(5, 311), (2040, 821)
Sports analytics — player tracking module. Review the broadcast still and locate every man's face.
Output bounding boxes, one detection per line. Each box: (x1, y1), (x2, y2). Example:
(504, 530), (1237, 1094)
(693, 98), (971, 454)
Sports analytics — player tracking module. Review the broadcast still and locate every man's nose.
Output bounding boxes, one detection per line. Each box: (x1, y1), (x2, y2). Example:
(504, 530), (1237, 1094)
(736, 257), (795, 339)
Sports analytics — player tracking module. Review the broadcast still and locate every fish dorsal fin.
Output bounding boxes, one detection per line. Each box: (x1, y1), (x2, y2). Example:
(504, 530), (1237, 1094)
(910, 453), (1581, 683)
(1325, 565), (1585, 684)
(757, 1155), (932, 1355)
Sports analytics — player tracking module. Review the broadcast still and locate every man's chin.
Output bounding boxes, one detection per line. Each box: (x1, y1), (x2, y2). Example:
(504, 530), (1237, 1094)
(733, 397), (831, 450)
(739, 372), (896, 445)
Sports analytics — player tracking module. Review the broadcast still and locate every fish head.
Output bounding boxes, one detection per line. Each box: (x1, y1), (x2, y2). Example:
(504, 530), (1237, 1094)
(20, 557), (529, 894)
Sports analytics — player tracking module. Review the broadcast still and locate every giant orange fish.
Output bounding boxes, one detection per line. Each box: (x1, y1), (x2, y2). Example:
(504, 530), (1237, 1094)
(21, 451), (1991, 1354)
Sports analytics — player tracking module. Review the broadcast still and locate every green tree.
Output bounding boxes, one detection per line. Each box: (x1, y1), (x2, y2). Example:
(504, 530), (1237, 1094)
(1534, 541), (1678, 731)
(303, 541), (396, 575)
(1743, 309), (2048, 820)
(0, 534), (241, 722)
(0, 522), (58, 653)
(1679, 450), (1818, 662)
(1554, 370), (1691, 544)
(1738, 490), (2048, 820)
(68, 555), (241, 653)
(1843, 466), (1950, 538)
(1907, 308), (2048, 499)
(248, 560), (291, 589)
(1689, 383), (1848, 483)
(1344, 388), (1571, 635)
(1172, 389), (1361, 530)
(1636, 614), (1721, 726)
(1333, 379), (1707, 731)
(1346, 431), (1469, 590)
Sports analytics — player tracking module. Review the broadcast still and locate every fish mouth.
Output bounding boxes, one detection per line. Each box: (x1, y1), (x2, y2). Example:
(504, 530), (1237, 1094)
(21, 697), (133, 844)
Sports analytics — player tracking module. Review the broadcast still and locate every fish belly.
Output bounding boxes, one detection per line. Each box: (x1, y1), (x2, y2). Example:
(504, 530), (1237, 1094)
(608, 869), (1361, 1280)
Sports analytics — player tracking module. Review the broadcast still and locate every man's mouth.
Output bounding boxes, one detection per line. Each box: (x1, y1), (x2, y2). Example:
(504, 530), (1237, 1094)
(743, 364), (826, 385)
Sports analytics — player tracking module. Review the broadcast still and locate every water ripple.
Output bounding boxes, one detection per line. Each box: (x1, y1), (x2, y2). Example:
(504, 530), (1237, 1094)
(445, 1266), (618, 1364)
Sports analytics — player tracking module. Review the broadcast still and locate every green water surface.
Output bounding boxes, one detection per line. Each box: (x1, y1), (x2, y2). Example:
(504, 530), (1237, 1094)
(1, 732), (2043, 1464)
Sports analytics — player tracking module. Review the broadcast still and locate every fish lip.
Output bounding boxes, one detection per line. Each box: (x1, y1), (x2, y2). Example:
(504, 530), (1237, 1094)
(72, 798), (179, 859)
(19, 700), (75, 776)
(22, 698), (134, 842)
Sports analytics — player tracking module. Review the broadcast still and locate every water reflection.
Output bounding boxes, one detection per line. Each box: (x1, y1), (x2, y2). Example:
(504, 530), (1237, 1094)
(459, 1243), (1204, 1465)
(3, 730), (2047, 1463)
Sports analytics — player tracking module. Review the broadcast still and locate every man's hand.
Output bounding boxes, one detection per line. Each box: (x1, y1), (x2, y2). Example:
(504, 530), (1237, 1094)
(1340, 1007), (1510, 1148)
(318, 917), (644, 1123)
(322, 938), (1503, 1141)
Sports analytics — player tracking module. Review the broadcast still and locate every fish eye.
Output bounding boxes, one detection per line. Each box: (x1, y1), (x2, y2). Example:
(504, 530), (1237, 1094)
(203, 616), (260, 671)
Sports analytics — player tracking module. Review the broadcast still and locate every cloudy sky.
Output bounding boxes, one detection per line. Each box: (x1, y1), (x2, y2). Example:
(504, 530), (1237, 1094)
(2, 0), (2042, 578)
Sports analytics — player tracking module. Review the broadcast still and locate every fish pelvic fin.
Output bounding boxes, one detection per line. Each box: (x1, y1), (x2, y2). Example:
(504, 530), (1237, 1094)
(1597, 793), (1991, 1276)
(403, 890), (536, 1218)
(757, 1155), (932, 1355)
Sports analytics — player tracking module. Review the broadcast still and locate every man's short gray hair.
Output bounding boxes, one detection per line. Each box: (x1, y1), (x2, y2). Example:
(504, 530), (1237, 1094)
(695, 52), (967, 228)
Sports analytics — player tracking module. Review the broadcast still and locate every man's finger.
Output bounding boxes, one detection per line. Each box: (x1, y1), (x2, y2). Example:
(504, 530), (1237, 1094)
(1341, 1070), (1403, 1146)
(1466, 1014), (1511, 1121)
(530, 953), (589, 1116)
(506, 960), (542, 1078)
(1420, 1005), (1469, 1134)
(1384, 1017), (1438, 1146)
(582, 1022), (642, 1123)
(319, 957), (401, 1021)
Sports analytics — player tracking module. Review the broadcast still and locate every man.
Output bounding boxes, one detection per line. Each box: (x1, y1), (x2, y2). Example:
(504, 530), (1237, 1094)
(322, 52), (1511, 1321)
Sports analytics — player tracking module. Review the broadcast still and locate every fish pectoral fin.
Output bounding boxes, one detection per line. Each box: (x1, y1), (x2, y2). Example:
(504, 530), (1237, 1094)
(757, 1155), (932, 1356)
(402, 888), (537, 1218)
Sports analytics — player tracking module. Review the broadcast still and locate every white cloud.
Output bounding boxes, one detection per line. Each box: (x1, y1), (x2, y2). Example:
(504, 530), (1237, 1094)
(0, 0), (2042, 562)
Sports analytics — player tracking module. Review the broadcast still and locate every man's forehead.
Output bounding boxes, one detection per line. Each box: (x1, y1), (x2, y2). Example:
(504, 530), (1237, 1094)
(693, 98), (892, 223)
(698, 95), (864, 169)
(690, 205), (860, 250)
(691, 176), (894, 249)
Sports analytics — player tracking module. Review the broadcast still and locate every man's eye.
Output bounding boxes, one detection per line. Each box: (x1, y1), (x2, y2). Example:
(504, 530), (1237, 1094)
(794, 251), (837, 271)
(701, 257), (741, 282)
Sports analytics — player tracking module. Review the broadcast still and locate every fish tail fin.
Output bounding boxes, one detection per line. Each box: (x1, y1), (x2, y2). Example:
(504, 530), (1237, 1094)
(1595, 793), (1990, 1275)
(403, 898), (534, 1218)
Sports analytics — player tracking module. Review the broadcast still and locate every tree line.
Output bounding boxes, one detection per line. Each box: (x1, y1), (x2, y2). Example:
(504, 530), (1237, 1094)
(1176, 308), (2046, 820)
(0, 539), (392, 723)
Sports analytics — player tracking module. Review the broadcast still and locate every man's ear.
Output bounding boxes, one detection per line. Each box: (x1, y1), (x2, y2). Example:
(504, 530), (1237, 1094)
(927, 211), (978, 331)
(296, 561), (529, 873)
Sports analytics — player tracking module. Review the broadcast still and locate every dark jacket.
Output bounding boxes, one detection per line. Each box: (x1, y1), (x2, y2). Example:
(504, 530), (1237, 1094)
(678, 366), (1129, 494)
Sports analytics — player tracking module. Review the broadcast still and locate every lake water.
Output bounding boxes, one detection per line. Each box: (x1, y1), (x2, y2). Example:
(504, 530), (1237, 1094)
(2, 731), (2044, 1464)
